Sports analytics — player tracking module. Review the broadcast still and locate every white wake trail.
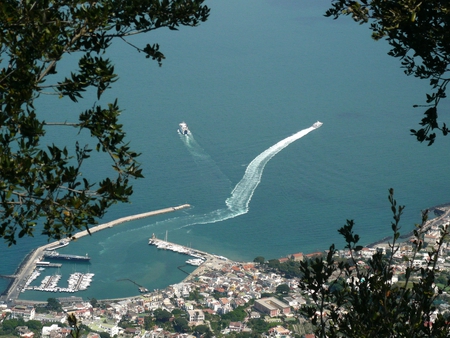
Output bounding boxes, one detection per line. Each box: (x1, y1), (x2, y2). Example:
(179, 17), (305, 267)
(178, 123), (321, 227)
(108, 123), (322, 239)
(225, 126), (316, 215)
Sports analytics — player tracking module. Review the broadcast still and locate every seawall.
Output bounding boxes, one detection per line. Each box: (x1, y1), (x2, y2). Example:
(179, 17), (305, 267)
(72, 204), (191, 239)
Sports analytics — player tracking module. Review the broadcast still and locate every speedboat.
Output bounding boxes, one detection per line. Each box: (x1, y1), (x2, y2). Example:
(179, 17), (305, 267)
(178, 122), (190, 135)
(313, 121), (323, 128)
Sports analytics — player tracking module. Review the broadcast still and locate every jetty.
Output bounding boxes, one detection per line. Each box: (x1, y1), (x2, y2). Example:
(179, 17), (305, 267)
(72, 204), (191, 240)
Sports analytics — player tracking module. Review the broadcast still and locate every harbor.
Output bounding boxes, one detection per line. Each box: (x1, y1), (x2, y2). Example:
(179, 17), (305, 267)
(0, 204), (191, 303)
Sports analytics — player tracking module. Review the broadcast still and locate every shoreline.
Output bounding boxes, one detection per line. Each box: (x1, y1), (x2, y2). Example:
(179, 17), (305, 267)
(5, 204), (449, 304)
(0, 204), (191, 303)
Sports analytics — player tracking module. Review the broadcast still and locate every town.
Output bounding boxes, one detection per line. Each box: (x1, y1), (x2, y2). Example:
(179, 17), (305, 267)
(1, 206), (450, 338)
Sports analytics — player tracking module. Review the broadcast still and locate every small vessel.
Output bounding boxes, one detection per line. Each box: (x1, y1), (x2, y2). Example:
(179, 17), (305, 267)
(313, 121), (323, 128)
(186, 258), (204, 266)
(178, 122), (190, 135)
(45, 239), (70, 251)
(43, 251), (91, 261)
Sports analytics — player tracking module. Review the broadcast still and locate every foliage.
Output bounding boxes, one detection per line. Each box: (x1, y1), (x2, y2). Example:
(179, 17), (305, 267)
(194, 324), (210, 334)
(99, 332), (111, 338)
(0, 317), (25, 335)
(187, 289), (204, 301)
(275, 283), (290, 295)
(299, 189), (450, 337)
(46, 297), (63, 312)
(267, 259), (281, 270)
(253, 256), (265, 264)
(67, 313), (82, 338)
(143, 315), (154, 330)
(266, 258), (304, 278)
(173, 317), (189, 333)
(153, 308), (172, 323)
(0, 0), (209, 245)
(326, 0), (450, 145)
(221, 306), (247, 322)
(89, 297), (98, 308)
(247, 318), (278, 334)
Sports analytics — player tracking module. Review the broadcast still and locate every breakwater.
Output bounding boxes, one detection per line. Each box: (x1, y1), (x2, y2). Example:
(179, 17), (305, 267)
(72, 204), (191, 239)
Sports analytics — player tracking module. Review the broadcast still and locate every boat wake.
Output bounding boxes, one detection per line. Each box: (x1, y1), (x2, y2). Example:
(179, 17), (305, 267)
(97, 122), (322, 252)
(176, 123), (320, 227)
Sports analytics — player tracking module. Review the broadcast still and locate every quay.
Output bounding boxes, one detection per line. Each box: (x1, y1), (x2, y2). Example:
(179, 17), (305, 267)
(148, 235), (230, 284)
(0, 204), (191, 303)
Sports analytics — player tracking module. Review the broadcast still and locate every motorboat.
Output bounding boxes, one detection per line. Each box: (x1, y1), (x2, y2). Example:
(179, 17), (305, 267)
(313, 121), (323, 128)
(178, 122), (190, 135)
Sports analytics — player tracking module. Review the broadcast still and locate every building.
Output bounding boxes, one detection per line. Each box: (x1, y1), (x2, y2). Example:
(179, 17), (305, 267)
(10, 305), (35, 321)
(229, 321), (244, 332)
(268, 325), (291, 338)
(289, 253), (304, 262)
(253, 297), (290, 317)
(187, 309), (205, 323)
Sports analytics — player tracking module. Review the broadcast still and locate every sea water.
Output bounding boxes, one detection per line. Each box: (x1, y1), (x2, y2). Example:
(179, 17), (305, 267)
(1, 0), (450, 300)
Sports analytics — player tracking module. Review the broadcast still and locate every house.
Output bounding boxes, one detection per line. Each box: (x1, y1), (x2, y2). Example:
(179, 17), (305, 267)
(41, 324), (69, 338)
(16, 326), (34, 338)
(187, 310), (204, 323)
(268, 325), (291, 338)
(229, 321), (244, 332)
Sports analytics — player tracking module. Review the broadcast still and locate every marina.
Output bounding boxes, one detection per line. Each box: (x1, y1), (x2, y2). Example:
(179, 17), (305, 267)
(1, 205), (191, 303)
(148, 233), (218, 267)
(22, 272), (94, 293)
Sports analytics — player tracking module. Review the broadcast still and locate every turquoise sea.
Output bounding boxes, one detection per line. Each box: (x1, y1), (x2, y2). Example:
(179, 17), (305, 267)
(2, 0), (450, 301)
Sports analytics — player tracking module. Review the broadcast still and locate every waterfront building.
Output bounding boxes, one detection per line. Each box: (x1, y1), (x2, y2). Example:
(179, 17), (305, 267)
(289, 253), (304, 261)
(9, 305), (35, 321)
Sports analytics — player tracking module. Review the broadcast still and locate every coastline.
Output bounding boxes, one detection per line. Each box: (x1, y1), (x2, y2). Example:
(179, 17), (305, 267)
(0, 204), (190, 303)
(5, 203), (449, 304)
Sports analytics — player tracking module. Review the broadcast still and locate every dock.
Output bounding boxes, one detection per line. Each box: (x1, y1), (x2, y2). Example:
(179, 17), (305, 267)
(148, 235), (230, 283)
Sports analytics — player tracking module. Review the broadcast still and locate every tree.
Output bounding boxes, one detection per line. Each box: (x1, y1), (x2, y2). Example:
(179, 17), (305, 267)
(194, 324), (210, 335)
(0, 0), (210, 246)
(299, 189), (450, 337)
(153, 308), (172, 323)
(326, 0), (450, 145)
(89, 297), (98, 308)
(173, 317), (189, 333)
(253, 256), (265, 264)
(275, 283), (290, 295)
(46, 297), (62, 312)
(144, 315), (154, 330)
(221, 306), (247, 322)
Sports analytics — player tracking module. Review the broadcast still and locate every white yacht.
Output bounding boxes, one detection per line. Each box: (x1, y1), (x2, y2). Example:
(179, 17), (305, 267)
(178, 122), (190, 135)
